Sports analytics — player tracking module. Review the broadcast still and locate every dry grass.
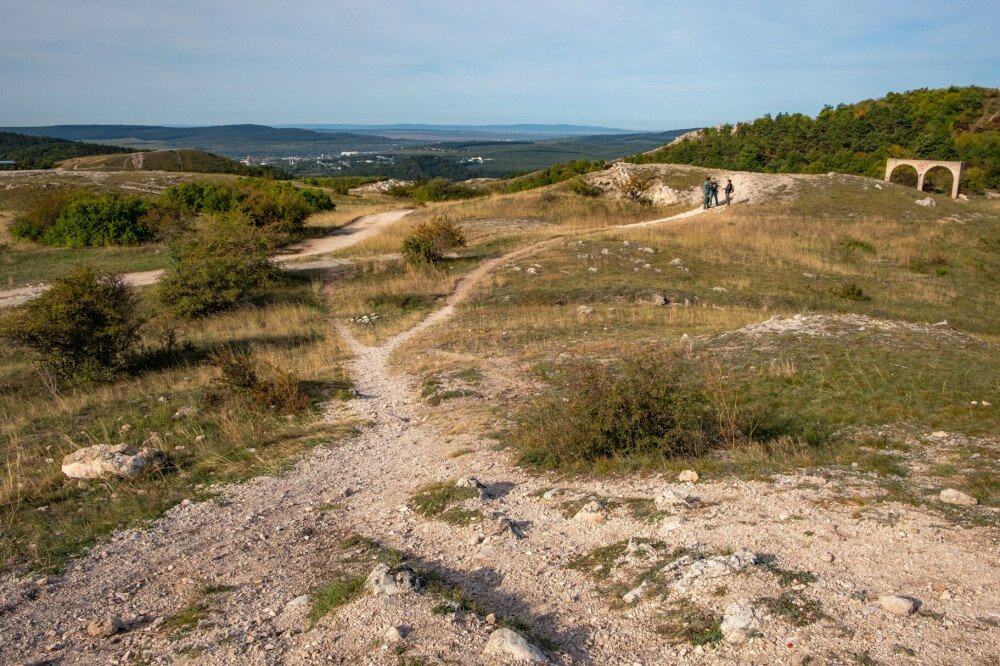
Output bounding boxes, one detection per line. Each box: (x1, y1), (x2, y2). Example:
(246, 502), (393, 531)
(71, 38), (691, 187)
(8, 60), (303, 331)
(0, 279), (354, 572)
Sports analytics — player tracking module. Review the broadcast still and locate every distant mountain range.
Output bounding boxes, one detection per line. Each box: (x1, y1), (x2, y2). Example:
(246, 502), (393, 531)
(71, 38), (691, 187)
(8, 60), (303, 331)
(279, 123), (640, 141)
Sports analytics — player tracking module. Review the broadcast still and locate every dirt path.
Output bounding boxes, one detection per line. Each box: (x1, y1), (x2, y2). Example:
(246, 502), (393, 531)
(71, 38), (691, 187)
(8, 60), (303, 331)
(2, 203), (997, 664)
(0, 209), (413, 309)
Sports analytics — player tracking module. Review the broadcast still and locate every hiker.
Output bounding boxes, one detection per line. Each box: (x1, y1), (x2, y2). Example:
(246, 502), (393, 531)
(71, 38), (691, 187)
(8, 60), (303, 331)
(711, 178), (720, 207)
(724, 179), (734, 205)
(703, 177), (713, 209)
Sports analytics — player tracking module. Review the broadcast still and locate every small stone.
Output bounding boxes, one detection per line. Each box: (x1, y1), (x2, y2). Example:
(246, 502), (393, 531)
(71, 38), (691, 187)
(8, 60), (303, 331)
(485, 613), (497, 625)
(822, 553), (835, 563)
(930, 431), (949, 438)
(653, 489), (691, 511)
(384, 625), (405, 643)
(483, 628), (546, 663)
(456, 475), (489, 500)
(939, 488), (977, 506)
(711, 286), (727, 292)
(878, 595), (920, 616)
(915, 196), (936, 207)
(576, 305), (594, 316)
(677, 470), (699, 483)
(172, 405), (198, 420)
(275, 595), (311, 633)
(87, 615), (124, 638)
(720, 601), (762, 643)
(541, 488), (563, 500)
(574, 500), (607, 524)
(194, 435), (206, 444)
(365, 564), (424, 596)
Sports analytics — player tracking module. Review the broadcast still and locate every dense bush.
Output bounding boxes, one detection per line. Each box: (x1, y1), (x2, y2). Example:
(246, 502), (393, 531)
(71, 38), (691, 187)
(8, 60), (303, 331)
(159, 179), (334, 232)
(300, 176), (385, 195)
(401, 218), (467, 264)
(157, 213), (276, 317)
(628, 86), (1000, 191)
(12, 192), (153, 247)
(0, 267), (144, 383)
(389, 178), (483, 202)
(509, 356), (733, 471)
(507, 159), (606, 193)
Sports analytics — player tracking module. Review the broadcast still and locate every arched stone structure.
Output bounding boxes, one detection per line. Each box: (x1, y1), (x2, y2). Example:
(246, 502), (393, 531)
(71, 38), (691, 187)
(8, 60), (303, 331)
(885, 159), (964, 198)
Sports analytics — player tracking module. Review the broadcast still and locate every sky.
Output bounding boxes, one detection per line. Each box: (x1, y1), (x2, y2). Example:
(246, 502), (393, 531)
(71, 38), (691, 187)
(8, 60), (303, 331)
(1, 0), (998, 130)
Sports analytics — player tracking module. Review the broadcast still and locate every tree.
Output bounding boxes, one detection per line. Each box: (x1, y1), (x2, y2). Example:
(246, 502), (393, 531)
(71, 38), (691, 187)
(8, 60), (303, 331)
(157, 213), (276, 317)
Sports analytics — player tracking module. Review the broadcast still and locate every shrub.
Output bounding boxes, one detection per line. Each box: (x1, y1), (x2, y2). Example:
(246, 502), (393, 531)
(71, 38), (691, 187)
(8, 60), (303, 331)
(158, 213), (276, 317)
(833, 282), (869, 301)
(158, 181), (237, 215)
(565, 177), (603, 197)
(401, 218), (467, 264)
(389, 178), (482, 202)
(12, 192), (153, 247)
(510, 355), (730, 470)
(0, 267), (144, 383)
(204, 348), (310, 415)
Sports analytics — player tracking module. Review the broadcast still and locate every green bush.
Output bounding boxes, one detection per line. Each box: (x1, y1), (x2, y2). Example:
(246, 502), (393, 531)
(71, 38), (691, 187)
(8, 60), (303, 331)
(0, 267), (144, 383)
(401, 218), (467, 264)
(158, 214), (276, 317)
(510, 356), (732, 470)
(389, 178), (482, 202)
(507, 159), (606, 193)
(12, 192), (153, 247)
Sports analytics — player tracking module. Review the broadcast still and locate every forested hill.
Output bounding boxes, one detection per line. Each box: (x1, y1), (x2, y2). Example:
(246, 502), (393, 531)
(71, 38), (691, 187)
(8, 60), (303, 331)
(629, 86), (1000, 190)
(0, 132), (133, 169)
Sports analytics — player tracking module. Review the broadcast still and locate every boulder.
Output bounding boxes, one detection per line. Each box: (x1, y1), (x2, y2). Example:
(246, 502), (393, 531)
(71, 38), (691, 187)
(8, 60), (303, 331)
(878, 595), (920, 616)
(677, 469), (699, 483)
(915, 197), (936, 207)
(62, 444), (165, 480)
(365, 563), (424, 596)
(384, 625), (406, 643)
(939, 488), (978, 506)
(483, 628), (547, 663)
(720, 601), (762, 643)
(86, 615), (124, 638)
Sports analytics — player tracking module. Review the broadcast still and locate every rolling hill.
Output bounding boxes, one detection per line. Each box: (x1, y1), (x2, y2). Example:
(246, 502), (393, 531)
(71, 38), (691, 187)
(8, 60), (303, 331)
(630, 85), (1000, 191)
(0, 132), (133, 169)
(56, 148), (287, 177)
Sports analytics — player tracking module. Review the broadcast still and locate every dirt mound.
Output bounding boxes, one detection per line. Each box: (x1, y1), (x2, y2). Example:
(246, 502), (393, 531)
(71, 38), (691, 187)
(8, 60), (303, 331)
(587, 162), (801, 206)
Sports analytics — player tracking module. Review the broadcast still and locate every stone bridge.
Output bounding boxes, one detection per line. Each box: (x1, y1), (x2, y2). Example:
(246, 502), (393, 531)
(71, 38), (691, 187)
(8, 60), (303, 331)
(885, 159), (964, 199)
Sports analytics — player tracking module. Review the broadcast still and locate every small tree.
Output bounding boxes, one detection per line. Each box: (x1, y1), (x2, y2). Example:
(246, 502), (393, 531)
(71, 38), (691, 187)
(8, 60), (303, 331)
(158, 213), (276, 317)
(0, 267), (144, 383)
(401, 218), (467, 264)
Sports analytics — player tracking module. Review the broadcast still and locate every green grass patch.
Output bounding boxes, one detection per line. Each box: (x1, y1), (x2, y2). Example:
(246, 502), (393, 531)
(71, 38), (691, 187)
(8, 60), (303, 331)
(310, 576), (365, 622)
(656, 604), (723, 645)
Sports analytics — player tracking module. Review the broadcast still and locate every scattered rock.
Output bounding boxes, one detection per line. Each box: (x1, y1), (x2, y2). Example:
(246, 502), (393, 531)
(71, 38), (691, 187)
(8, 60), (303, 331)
(636, 292), (667, 306)
(365, 563), (424, 596)
(711, 286), (727, 292)
(541, 488), (564, 500)
(622, 582), (647, 604)
(915, 196), (936, 207)
(576, 305), (594, 316)
(526, 267), (537, 275)
(574, 500), (607, 524)
(653, 489), (691, 511)
(86, 615), (124, 638)
(878, 595), (920, 616)
(677, 470), (699, 483)
(483, 628), (547, 663)
(62, 444), (166, 480)
(939, 488), (978, 506)
(720, 601), (762, 643)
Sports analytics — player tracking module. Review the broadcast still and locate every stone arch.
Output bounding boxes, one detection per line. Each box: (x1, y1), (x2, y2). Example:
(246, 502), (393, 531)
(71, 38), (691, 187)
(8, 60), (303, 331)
(922, 164), (955, 195)
(885, 159), (964, 199)
(888, 163), (919, 188)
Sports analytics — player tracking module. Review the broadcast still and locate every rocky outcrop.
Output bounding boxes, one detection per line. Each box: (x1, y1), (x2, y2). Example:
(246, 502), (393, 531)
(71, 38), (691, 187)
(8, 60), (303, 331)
(61, 444), (166, 480)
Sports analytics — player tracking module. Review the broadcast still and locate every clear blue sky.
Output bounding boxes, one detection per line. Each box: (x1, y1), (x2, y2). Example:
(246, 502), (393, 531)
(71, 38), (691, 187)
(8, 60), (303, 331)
(2, 0), (998, 130)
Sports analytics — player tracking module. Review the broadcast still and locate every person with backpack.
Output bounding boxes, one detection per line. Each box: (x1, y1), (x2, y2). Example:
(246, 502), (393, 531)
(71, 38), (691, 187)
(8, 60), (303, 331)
(711, 178), (720, 207)
(702, 177), (713, 209)
(724, 179), (734, 205)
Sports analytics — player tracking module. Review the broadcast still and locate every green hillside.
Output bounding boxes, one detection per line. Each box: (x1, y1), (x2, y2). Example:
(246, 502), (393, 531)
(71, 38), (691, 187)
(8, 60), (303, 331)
(629, 86), (1000, 191)
(0, 132), (132, 169)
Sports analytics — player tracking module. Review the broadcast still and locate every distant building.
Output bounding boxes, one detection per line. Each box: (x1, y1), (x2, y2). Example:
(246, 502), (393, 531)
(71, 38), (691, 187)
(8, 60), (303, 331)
(0, 160), (16, 170)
